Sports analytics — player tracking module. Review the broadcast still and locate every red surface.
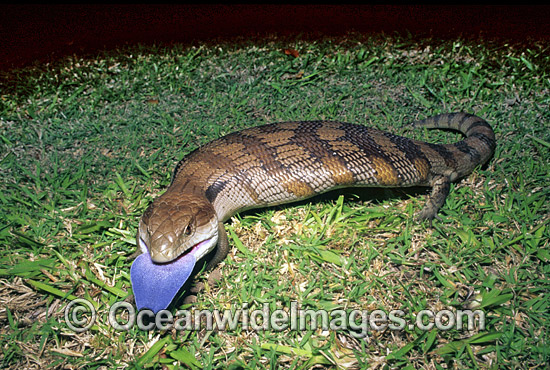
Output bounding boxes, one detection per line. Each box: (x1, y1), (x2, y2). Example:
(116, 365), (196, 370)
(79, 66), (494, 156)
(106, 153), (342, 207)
(1, 5), (549, 70)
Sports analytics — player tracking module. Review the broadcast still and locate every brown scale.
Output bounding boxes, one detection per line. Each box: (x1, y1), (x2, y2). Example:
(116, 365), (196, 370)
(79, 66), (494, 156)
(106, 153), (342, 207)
(139, 112), (496, 265)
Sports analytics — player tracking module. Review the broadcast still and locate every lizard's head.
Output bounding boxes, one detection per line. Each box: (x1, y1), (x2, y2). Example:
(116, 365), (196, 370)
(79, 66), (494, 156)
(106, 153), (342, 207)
(138, 190), (219, 263)
(131, 191), (219, 313)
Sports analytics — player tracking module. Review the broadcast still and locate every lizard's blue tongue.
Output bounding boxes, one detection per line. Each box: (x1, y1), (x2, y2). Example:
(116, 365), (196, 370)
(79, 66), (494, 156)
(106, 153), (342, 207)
(130, 251), (196, 313)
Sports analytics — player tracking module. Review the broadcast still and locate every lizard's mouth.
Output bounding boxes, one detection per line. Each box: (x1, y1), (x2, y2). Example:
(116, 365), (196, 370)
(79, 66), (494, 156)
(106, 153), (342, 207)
(183, 235), (218, 261)
(130, 246), (198, 314)
(131, 230), (219, 313)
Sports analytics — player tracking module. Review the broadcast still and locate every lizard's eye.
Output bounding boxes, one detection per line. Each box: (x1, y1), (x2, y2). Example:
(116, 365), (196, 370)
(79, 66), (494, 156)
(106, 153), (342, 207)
(182, 225), (192, 236)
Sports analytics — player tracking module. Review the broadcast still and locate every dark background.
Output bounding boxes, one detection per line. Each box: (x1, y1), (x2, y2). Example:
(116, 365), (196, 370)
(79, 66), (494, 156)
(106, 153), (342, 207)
(1, 5), (549, 70)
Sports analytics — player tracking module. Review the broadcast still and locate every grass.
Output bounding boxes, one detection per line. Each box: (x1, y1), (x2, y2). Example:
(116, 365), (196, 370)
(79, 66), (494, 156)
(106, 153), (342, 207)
(1, 33), (549, 369)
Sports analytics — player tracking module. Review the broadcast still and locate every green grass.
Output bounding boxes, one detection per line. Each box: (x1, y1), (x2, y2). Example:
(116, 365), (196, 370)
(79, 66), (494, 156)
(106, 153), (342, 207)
(1, 33), (549, 369)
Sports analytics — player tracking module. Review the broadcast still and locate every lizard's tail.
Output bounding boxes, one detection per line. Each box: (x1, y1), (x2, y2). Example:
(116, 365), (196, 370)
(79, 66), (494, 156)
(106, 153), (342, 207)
(413, 112), (496, 180)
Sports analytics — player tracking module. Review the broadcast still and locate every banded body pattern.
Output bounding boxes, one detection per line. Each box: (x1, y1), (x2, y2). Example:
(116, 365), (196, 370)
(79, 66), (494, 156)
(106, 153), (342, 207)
(169, 113), (495, 222)
(139, 112), (495, 264)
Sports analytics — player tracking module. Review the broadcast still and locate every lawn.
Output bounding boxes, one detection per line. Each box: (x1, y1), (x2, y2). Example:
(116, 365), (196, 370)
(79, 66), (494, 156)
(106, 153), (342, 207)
(0, 33), (549, 369)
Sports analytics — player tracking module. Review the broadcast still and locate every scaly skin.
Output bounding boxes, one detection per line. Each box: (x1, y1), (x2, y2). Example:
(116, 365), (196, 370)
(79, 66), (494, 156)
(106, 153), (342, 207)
(137, 112), (496, 268)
